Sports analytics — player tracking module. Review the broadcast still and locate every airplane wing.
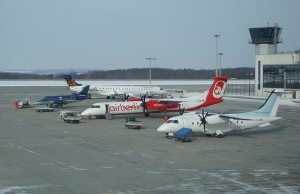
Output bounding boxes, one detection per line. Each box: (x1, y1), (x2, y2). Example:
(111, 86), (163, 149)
(148, 98), (190, 103)
(94, 89), (114, 96)
(183, 111), (216, 116)
(219, 115), (254, 120)
(113, 89), (120, 95)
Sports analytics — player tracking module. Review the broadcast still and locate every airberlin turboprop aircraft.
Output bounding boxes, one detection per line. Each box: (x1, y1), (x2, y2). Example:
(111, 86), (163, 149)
(157, 90), (283, 138)
(80, 76), (230, 119)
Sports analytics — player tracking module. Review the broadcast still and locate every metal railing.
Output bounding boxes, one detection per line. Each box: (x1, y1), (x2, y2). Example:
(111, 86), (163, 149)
(225, 84), (255, 96)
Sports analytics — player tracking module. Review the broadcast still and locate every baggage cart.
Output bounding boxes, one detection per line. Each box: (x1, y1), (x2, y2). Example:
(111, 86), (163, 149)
(35, 106), (54, 112)
(174, 128), (192, 142)
(125, 117), (143, 129)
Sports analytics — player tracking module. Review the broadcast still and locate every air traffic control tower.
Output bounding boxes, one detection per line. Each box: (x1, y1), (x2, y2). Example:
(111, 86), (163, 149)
(249, 24), (282, 55)
(248, 24), (300, 98)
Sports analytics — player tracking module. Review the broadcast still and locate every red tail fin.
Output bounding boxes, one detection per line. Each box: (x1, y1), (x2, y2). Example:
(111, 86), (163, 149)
(205, 76), (230, 104)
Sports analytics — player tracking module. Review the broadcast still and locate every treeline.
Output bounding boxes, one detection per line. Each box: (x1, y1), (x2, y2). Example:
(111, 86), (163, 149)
(0, 72), (54, 79)
(0, 67), (254, 79)
(70, 67), (254, 79)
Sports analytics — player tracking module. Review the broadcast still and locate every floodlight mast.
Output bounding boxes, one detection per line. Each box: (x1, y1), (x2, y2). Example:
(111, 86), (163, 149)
(145, 57), (157, 86)
(218, 52), (223, 76)
(214, 34), (220, 76)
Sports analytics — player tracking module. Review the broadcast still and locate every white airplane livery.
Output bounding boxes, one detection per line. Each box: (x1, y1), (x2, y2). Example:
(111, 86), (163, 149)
(61, 75), (167, 99)
(80, 76), (230, 118)
(157, 90), (283, 138)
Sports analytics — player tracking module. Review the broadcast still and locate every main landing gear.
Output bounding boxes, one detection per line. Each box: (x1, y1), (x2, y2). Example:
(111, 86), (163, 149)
(215, 130), (224, 138)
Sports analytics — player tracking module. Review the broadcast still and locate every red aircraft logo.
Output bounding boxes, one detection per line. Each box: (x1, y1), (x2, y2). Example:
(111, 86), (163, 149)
(213, 80), (225, 99)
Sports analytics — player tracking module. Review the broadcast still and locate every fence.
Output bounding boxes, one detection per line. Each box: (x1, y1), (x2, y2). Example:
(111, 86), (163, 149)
(225, 84), (255, 96)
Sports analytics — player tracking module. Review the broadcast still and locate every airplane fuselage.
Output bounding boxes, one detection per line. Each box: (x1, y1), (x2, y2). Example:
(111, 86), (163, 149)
(157, 114), (281, 136)
(157, 90), (283, 138)
(70, 85), (166, 98)
(81, 99), (209, 117)
(34, 94), (87, 106)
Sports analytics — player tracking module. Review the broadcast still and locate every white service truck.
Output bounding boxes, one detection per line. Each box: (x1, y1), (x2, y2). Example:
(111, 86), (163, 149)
(60, 111), (82, 124)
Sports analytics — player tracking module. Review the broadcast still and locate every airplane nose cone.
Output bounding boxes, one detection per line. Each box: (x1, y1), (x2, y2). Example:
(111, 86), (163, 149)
(81, 109), (90, 116)
(157, 124), (168, 133)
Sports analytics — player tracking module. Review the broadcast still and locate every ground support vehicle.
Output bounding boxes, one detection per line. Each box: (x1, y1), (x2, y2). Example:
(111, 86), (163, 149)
(35, 106), (54, 112)
(125, 117), (143, 129)
(60, 111), (82, 124)
(14, 99), (30, 109)
(174, 128), (192, 142)
(63, 116), (81, 124)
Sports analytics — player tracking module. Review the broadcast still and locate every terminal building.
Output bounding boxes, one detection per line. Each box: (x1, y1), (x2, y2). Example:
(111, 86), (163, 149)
(249, 24), (300, 98)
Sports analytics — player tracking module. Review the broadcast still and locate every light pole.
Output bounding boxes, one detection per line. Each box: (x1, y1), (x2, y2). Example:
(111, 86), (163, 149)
(218, 52), (223, 76)
(283, 72), (287, 98)
(283, 72), (286, 91)
(214, 34), (220, 76)
(145, 57), (157, 86)
(247, 73), (253, 96)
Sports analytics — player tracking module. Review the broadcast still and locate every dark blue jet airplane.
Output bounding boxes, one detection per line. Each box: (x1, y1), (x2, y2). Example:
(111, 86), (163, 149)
(34, 85), (90, 107)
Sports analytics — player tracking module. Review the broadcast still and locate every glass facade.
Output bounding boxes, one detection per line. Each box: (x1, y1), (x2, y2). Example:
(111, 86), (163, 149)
(263, 64), (300, 89)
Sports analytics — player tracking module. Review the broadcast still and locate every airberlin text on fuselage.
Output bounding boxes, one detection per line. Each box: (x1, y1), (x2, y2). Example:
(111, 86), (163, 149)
(109, 103), (142, 112)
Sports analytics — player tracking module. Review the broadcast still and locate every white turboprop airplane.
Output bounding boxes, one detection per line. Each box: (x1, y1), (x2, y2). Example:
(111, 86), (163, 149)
(80, 76), (230, 119)
(61, 75), (167, 99)
(157, 90), (283, 138)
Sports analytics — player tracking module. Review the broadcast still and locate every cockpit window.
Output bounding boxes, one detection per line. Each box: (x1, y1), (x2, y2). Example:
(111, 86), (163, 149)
(166, 120), (179, 124)
(91, 105), (100, 108)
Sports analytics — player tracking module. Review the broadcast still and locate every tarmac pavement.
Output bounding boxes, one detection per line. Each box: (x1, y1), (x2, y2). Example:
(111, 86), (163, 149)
(0, 86), (299, 194)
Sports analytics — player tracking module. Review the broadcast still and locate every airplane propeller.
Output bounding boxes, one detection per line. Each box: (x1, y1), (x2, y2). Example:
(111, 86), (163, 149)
(123, 93), (130, 101)
(179, 102), (185, 115)
(179, 107), (185, 115)
(140, 95), (148, 113)
(198, 108), (208, 131)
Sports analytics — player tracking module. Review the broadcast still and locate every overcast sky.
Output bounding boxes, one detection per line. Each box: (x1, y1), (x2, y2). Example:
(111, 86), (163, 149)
(1, 0), (300, 71)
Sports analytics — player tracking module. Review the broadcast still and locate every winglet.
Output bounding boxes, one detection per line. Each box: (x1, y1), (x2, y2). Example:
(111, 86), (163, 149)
(204, 76), (230, 104)
(61, 74), (83, 87)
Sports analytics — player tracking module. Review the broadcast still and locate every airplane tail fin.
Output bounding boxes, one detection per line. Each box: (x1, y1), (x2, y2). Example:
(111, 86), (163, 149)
(79, 85), (90, 96)
(61, 74), (83, 87)
(242, 90), (283, 117)
(205, 76), (230, 104)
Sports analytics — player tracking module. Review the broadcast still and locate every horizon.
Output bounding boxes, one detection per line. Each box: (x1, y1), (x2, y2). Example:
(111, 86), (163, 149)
(0, 66), (254, 73)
